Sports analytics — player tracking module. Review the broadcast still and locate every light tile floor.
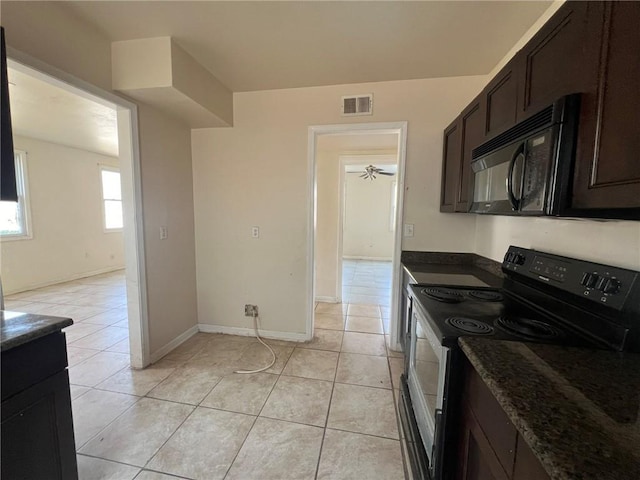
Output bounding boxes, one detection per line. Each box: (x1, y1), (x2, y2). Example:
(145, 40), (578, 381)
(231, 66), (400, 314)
(5, 260), (405, 479)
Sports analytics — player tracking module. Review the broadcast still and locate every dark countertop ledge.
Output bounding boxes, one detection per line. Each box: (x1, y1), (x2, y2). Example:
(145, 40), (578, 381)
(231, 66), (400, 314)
(459, 337), (640, 480)
(401, 251), (504, 288)
(1, 311), (73, 352)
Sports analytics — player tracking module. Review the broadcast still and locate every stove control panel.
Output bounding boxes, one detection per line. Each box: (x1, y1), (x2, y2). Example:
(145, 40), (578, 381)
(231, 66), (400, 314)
(502, 246), (639, 311)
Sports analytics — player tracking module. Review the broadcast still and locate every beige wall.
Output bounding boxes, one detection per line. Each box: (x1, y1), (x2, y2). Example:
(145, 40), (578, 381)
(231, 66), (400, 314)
(138, 104), (198, 353)
(315, 149), (341, 300)
(343, 167), (395, 260)
(1, 136), (124, 293)
(472, 0), (640, 270)
(192, 75), (487, 335)
(2, 1), (199, 357)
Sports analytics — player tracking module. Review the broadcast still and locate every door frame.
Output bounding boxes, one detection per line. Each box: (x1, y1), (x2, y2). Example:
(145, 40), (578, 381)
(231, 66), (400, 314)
(7, 47), (150, 368)
(307, 121), (407, 349)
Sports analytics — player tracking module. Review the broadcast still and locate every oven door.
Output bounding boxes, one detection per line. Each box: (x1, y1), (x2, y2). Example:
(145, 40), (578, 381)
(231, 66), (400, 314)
(407, 306), (450, 480)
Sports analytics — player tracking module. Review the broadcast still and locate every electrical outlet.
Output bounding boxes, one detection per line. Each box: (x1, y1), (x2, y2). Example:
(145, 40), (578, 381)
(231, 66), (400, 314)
(244, 304), (259, 316)
(160, 226), (168, 240)
(251, 226), (260, 238)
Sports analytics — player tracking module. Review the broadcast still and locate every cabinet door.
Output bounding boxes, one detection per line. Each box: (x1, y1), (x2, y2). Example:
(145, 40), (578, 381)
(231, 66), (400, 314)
(512, 435), (551, 480)
(1, 370), (78, 480)
(484, 59), (518, 139)
(457, 404), (510, 480)
(457, 97), (485, 212)
(517, 1), (592, 120)
(572, 1), (640, 211)
(441, 118), (461, 212)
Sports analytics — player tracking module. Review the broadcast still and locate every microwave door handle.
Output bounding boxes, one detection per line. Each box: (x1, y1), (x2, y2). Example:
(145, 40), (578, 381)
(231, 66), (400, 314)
(507, 143), (525, 211)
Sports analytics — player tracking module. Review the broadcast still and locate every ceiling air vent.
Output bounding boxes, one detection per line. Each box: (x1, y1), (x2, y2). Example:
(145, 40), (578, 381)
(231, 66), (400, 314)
(342, 94), (373, 116)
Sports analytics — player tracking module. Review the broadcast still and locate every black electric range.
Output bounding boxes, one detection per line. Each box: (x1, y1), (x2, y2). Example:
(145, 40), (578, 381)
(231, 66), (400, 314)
(400, 246), (640, 480)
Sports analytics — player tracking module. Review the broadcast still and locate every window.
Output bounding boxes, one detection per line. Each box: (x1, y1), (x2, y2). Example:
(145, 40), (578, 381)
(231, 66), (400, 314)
(0, 151), (31, 239)
(100, 166), (123, 230)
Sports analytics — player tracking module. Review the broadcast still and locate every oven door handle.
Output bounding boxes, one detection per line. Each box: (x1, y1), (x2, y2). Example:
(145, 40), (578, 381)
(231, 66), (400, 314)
(430, 408), (444, 479)
(507, 143), (525, 211)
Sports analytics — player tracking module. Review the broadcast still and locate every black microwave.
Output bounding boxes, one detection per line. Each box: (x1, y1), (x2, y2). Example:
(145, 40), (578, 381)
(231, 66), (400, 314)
(469, 94), (580, 216)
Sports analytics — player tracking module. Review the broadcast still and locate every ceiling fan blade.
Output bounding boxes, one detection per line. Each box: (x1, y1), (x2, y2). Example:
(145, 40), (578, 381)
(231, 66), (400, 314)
(379, 172), (395, 176)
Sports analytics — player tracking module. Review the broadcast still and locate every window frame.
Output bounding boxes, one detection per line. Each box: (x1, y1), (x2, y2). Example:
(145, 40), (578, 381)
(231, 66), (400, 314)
(99, 164), (123, 232)
(0, 150), (32, 241)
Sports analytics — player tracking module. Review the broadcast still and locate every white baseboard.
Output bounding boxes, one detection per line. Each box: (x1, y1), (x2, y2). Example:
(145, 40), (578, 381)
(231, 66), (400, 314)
(343, 256), (392, 262)
(315, 296), (339, 303)
(198, 323), (311, 342)
(5, 266), (126, 295)
(149, 324), (199, 364)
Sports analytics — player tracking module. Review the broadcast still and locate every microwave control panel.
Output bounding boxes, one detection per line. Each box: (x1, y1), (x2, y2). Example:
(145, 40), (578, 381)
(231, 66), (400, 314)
(503, 246), (638, 311)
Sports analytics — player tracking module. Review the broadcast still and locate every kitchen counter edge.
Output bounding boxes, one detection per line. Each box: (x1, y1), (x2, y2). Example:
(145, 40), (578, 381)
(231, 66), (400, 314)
(1, 311), (73, 352)
(459, 337), (640, 480)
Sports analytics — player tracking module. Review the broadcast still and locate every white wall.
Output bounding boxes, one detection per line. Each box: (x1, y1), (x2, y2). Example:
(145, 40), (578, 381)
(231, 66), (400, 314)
(343, 170), (395, 260)
(1, 136), (124, 293)
(472, 0), (640, 270)
(192, 75), (487, 335)
(2, 2), (199, 358)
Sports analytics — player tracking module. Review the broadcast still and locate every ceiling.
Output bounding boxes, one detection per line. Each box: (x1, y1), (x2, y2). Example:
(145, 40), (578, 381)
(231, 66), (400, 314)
(59, 1), (552, 92)
(8, 66), (119, 157)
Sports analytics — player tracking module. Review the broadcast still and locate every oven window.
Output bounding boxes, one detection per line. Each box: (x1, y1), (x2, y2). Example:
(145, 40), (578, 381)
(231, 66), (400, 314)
(414, 320), (441, 422)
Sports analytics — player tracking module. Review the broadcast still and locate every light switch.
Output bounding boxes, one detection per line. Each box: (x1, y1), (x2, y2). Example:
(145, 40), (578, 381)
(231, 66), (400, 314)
(251, 226), (260, 238)
(403, 224), (414, 237)
(160, 226), (168, 240)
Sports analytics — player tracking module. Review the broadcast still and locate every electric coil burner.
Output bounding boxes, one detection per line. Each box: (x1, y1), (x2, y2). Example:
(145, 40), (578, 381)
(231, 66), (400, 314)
(421, 288), (464, 303)
(468, 290), (503, 302)
(495, 316), (564, 341)
(445, 317), (494, 335)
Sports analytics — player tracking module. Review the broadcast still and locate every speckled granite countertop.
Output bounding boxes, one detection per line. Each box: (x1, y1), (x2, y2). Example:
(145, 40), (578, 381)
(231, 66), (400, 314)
(459, 338), (640, 480)
(1, 311), (73, 352)
(401, 251), (503, 288)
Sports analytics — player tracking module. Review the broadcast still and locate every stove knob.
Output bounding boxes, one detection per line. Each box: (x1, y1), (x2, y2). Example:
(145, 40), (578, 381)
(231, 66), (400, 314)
(581, 273), (598, 288)
(603, 278), (621, 295)
(595, 276), (607, 291)
(514, 254), (526, 265)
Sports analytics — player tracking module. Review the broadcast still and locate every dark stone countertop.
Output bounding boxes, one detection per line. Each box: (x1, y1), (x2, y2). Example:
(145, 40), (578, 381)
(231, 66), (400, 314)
(401, 251), (503, 288)
(459, 337), (640, 480)
(1, 311), (73, 352)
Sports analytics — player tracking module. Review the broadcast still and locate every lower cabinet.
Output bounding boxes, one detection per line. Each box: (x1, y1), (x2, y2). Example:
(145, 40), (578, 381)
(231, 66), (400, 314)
(1, 331), (78, 480)
(457, 359), (550, 480)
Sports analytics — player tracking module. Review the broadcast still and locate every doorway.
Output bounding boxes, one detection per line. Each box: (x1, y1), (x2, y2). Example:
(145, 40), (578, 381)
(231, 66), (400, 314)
(4, 52), (149, 368)
(308, 122), (407, 351)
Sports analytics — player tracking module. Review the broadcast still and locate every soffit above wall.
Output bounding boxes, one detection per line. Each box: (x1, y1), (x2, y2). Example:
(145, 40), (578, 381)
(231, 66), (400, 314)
(8, 66), (119, 157)
(59, 1), (552, 92)
(111, 37), (233, 128)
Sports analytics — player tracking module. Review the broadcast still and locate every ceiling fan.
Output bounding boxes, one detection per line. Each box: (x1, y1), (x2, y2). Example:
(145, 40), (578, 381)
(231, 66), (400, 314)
(350, 164), (396, 181)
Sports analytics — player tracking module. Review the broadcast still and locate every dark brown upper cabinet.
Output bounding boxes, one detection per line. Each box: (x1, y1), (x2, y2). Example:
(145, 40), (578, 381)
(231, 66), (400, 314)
(572, 1), (640, 212)
(483, 59), (518, 140)
(457, 96), (485, 212)
(516, 2), (592, 121)
(440, 95), (485, 214)
(440, 0), (640, 218)
(440, 119), (461, 212)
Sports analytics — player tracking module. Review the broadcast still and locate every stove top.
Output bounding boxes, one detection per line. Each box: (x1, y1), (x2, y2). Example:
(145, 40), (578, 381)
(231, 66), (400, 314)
(410, 284), (606, 349)
(408, 246), (640, 352)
